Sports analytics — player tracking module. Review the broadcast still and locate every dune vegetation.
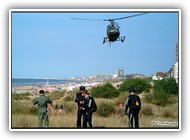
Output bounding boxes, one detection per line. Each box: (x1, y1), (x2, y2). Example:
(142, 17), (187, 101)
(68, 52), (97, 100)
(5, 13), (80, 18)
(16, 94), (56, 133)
(11, 78), (179, 129)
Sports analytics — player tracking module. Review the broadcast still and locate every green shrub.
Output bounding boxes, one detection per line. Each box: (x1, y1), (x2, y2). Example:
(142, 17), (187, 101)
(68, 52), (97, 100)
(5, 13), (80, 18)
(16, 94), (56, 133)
(91, 83), (119, 99)
(144, 92), (154, 103)
(144, 91), (170, 107)
(97, 102), (115, 117)
(153, 78), (178, 95)
(144, 78), (179, 106)
(153, 88), (170, 106)
(119, 78), (151, 94)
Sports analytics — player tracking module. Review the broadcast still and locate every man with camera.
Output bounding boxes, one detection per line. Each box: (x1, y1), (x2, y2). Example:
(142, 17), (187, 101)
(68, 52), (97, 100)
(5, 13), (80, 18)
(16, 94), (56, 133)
(74, 86), (86, 128)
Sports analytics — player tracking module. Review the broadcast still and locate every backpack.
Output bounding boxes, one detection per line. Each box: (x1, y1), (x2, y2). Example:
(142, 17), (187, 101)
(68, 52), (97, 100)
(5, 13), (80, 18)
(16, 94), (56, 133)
(128, 95), (141, 110)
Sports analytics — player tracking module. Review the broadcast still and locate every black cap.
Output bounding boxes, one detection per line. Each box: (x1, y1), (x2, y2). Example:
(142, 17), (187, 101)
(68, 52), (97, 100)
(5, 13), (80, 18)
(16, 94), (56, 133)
(79, 86), (85, 90)
(39, 90), (45, 94)
(130, 87), (136, 92)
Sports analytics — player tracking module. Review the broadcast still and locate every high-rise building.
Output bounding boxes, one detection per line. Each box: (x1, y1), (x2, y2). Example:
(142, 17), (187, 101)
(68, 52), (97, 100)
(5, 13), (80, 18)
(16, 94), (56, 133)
(175, 42), (179, 83)
(173, 62), (178, 83)
(168, 42), (179, 83)
(176, 42), (179, 63)
(117, 68), (124, 79)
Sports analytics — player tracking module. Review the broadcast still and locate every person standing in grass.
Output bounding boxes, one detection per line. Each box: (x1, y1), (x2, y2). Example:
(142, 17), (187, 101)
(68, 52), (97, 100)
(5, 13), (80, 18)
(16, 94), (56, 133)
(82, 89), (97, 128)
(74, 86), (86, 128)
(33, 90), (52, 127)
(125, 87), (141, 128)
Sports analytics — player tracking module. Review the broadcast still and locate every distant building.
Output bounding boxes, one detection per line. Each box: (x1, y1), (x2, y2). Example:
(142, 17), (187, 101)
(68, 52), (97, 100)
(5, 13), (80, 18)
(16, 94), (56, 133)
(113, 74), (118, 78)
(48, 86), (57, 92)
(89, 73), (113, 81)
(168, 41), (179, 83)
(176, 42), (179, 63)
(117, 68), (124, 78)
(126, 74), (134, 79)
(116, 68), (126, 80)
(152, 72), (168, 80)
(152, 75), (159, 80)
(175, 42), (179, 83)
(173, 62), (179, 83)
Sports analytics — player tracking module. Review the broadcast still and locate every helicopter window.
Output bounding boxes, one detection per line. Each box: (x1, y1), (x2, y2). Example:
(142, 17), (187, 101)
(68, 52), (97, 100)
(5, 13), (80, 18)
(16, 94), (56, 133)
(107, 21), (120, 32)
(113, 22), (119, 29)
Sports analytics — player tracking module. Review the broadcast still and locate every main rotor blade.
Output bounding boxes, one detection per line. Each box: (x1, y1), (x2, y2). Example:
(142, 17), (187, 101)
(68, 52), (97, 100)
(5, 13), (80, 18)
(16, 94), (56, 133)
(111, 13), (148, 21)
(71, 12), (148, 22)
(71, 18), (104, 21)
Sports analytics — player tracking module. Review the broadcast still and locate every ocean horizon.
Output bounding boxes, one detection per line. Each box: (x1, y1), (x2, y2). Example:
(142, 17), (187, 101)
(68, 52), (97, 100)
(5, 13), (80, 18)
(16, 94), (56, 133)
(12, 78), (84, 86)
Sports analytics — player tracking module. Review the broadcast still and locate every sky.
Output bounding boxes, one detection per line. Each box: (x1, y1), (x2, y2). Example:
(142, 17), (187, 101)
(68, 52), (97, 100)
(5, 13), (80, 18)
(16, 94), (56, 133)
(11, 10), (179, 78)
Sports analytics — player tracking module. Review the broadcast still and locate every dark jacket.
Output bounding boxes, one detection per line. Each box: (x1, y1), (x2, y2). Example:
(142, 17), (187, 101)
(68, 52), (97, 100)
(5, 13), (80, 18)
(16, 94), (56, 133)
(84, 96), (97, 113)
(74, 92), (85, 107)
(125, 94), (141, 111)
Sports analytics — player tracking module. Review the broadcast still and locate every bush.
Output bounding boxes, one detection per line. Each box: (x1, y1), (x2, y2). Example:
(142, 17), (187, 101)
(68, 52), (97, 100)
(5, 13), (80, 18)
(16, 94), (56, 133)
(144, 78), (179, 106)
(152, 88), (170, 106)
(119, 78), (151, 94)
(162, 108), (175, 118)
(141, 106), (154, 116)
(144, 90), (172, 107)
(144, 92), (154, 103)
(91, 83), (119, 99)
(153, 78), (178, 95)
(96, 102), (115, 117)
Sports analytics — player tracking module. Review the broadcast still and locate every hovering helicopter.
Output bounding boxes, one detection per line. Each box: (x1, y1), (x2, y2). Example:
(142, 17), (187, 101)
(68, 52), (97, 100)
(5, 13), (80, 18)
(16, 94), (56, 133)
(71, 13), (147, 46)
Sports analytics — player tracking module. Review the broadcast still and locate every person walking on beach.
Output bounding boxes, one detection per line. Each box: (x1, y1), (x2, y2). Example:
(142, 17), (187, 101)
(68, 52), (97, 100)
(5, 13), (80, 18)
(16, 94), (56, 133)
(33, 90), (52, 127)
(74, 86), (86, 128)
(125, 87), (141, 128)
(82, 89), (97, 128)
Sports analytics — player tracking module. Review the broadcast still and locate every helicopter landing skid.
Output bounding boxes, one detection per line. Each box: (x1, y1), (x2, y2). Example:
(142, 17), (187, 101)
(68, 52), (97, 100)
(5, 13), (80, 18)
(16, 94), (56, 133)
(103, 36), (125, 44)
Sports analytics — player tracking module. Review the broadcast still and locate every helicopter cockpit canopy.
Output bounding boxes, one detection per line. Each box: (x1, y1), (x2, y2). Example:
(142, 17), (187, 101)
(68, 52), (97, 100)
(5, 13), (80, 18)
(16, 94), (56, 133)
(107, 21), (120, 33)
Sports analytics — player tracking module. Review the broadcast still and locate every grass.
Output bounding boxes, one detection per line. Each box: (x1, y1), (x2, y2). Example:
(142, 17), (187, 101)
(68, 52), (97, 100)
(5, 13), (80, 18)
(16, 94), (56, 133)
(11, 92), (179, 129)
(12, 113), (178, 128)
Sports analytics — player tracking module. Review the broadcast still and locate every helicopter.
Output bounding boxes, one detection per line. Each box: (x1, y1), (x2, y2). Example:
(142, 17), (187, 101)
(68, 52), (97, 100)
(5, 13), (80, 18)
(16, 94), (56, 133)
(71, 13), (148, 46)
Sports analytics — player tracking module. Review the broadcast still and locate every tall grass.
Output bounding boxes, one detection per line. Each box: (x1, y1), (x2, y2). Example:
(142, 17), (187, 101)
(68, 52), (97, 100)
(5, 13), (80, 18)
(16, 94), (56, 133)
(12, 93), (30, 100)
(12, 113), (178, 128)
(11, 92), (179, 128)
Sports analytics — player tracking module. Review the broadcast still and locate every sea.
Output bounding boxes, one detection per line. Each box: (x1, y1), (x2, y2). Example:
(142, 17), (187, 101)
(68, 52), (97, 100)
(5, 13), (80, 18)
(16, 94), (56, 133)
(12, 78), (84, 86)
